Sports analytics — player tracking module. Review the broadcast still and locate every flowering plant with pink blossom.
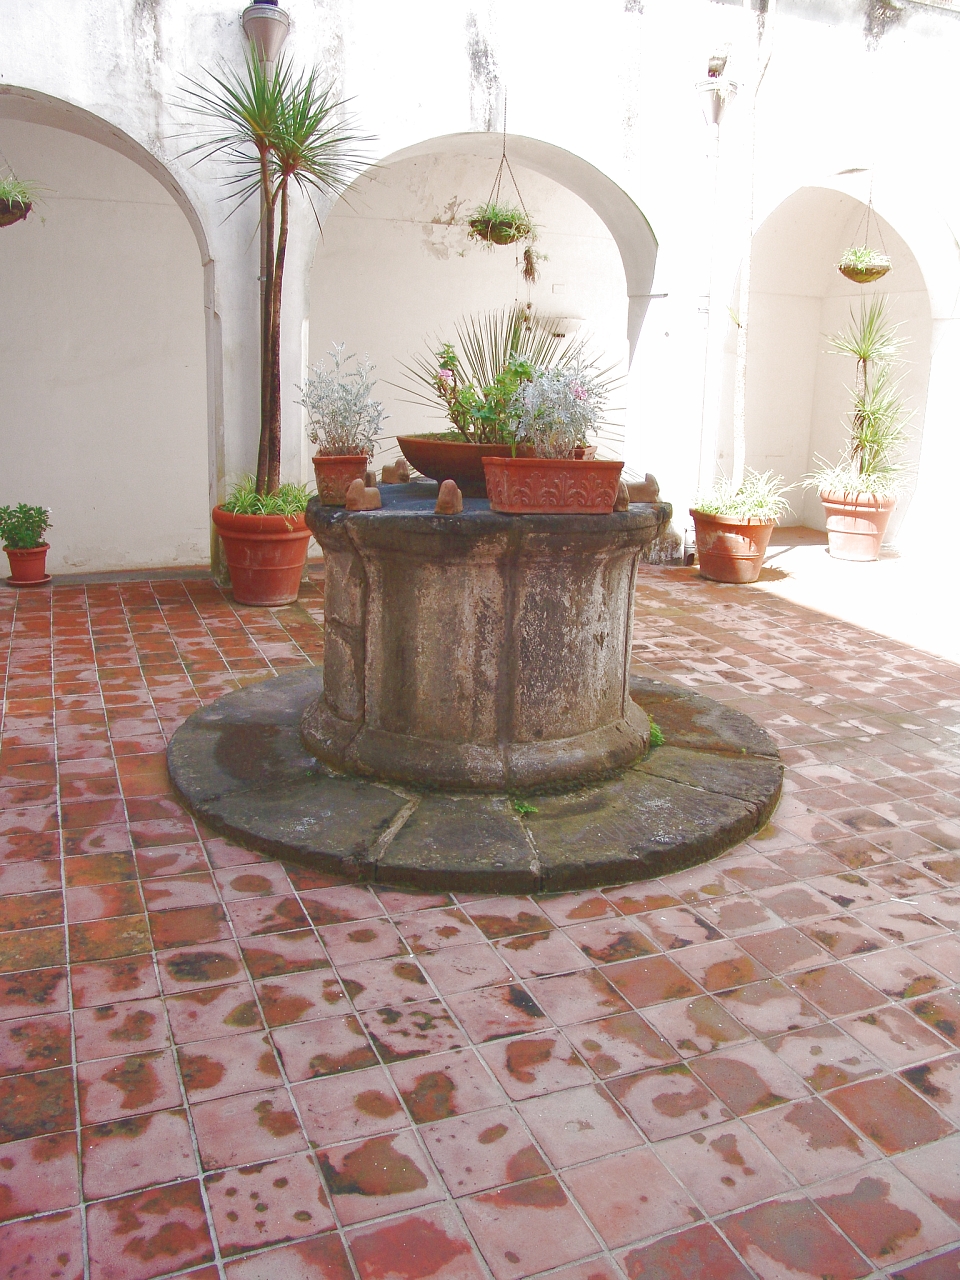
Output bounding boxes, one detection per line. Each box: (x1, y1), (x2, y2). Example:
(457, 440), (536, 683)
(509, 364), (608, 458)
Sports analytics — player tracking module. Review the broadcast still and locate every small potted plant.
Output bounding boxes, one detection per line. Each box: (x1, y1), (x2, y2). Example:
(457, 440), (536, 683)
(298, 345), (385, 505)
(0, 504), (52, 586)
(397, 306), (594, 496)
(482, 364), (623, 514)
(467, 201), (533, 246)
(0, 175), (39, 228)
(690, 470), (791, 583)
(211, 478), (312, 607)
(838, 246), (891, 284)
(804, 296), (910, 561)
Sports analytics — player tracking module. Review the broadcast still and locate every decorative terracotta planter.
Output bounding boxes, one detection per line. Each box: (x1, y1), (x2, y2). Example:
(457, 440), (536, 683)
(690, 510), (775, 584)
(211, 507), (312, 607)
(312, 454), (370, 506)
(483, 457), (624, 515)
(397, 435), (533, 498)
(819, 490), (896, 562)
(0, 200), (31, 228)
(4, 543), (50, 586)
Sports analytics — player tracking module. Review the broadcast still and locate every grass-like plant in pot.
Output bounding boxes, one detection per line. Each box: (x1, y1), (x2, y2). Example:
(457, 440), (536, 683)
(397, 305), (595, 497)
(467, 200), (533, 246)
(0, 175), (40, 228)
(180, 51), (369, 604)
(805, 296), (911, 561)
(690, 470), (791, 584)
(483, 364), (624, 515)
(0, 503), (52, 586)
(298, 345), (385, 505)
(838, 245), (891, 284)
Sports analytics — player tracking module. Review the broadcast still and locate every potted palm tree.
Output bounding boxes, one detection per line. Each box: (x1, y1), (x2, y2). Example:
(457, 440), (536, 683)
(482, 364), (623, 514)
(805, 297), (911, 561)
(690, 471), (792, 584)
(298, 344), (385, 505)
(181, 52), (369, 605)
(1, 504), (52, 586)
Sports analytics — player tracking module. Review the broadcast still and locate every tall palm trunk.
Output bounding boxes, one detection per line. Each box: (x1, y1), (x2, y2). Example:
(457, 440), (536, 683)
(265, 180), (290, 495)
(256, 148), (275, 495)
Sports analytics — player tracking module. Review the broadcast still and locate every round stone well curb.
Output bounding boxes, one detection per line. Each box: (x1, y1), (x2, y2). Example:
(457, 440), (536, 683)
(167, 670), (782, 893)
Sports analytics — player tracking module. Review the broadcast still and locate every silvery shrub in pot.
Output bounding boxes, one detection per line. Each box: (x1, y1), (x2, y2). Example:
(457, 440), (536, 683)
(482, 364), (624, 515)
(298, 344), (386, 505)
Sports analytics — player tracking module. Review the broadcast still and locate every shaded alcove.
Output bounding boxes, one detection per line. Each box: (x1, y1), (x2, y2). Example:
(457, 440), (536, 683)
(0, 112), (208, 574)
(308, 134), (657, 472)
(717, 187), (931, 537)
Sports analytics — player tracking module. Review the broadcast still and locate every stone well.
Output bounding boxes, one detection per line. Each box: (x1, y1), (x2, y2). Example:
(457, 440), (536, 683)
(300, 484), (671, 792)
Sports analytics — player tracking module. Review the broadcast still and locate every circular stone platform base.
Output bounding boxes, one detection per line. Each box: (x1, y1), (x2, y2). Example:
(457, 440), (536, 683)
(167, 670), (782, 893)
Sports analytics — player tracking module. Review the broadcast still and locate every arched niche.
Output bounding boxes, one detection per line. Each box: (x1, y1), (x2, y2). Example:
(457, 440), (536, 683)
(0, 88), (212, 573)
(307, 133), (657, 467)
(724, 186), (932, 539)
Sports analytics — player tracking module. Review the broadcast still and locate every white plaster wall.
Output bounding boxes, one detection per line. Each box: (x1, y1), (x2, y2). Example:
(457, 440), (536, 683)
(308, 154), (629, 470)
(0, 121), (208, 573)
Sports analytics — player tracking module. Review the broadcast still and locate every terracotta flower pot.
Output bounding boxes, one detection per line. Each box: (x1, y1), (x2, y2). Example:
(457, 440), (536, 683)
(397, 435), (533, 498)
(211, 508), (312, 607)
(819, 490), (896, 562)
(0, 199), (31, 228)
(483, 457), (624, 515)
(312, 454), (370, 506)
(690, 510), (775, 584)
(4, 543), (50, 586)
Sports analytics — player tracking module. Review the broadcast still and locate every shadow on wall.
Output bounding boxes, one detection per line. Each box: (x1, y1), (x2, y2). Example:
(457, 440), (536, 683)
(0, 117), (208, 575)
(717, 185), (931, 539)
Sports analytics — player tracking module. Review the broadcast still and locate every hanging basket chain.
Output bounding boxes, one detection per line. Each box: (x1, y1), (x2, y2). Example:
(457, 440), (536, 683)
(483, 93), (532, 226)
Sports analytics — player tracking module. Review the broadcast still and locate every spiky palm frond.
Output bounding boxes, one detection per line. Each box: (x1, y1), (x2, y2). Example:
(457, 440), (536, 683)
(830, 296), (906, 367)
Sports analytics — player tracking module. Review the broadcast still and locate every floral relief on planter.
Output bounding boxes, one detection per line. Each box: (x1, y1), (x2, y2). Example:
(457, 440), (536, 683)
(482, 458), (624, 515)
(312, 455), (370, 507)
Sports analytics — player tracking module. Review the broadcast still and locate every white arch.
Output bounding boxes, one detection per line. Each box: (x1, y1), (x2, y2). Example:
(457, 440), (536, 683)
(365, 132), (659, 363)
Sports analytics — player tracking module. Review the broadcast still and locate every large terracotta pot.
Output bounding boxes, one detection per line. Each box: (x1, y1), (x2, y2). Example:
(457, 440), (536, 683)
(4, 543), (50, 586)
(312, 454), (369, 506)
(396, 435), (533, 498)
(211, 508), (312, 607)
(690, 510), (775, 584)
(483, 457), (624, 515)
(820, 490), (896, 562)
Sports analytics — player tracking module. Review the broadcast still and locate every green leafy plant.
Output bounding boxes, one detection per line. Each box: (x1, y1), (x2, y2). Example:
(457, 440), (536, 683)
(510, 364), (610, 459)
(0, 175), (41, 210)
(805, 297), (911, 499)
(400, 306), (601, 445)
(180, 53), (371, 497)
(0, 504), (51, 549)
(219, 476), (309, 517)
(648, 721), (665, 748)
(512, 799), (538, 815)
(838, 245), (890, 272)
(694, 469), (792, 522)
(299, 344), (385, 457)
(467, 200), (533, 246)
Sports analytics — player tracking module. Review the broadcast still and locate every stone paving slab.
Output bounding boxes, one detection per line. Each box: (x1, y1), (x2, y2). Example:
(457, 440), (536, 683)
(167, 669), (782, 892)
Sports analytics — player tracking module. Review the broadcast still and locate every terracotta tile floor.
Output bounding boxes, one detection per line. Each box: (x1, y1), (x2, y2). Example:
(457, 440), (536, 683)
(1, 568), (960, 1280)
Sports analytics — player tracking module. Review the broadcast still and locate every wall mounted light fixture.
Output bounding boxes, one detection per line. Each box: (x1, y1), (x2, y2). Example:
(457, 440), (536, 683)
(241, 0), (290, 66)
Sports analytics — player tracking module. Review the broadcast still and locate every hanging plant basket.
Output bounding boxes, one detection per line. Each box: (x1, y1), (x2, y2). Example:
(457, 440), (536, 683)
(0, 198), (31, 228)
(468, 205), (533, 246)
(838, 248), (891, 284)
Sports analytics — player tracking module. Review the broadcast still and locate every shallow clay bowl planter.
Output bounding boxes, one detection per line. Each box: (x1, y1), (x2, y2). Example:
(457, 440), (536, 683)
(468, 217), (528, 245)
(4, 543), (51, 586)
(397, 435), (532, 498)
(312, 454), (369, 506)
(819, 490), (896, 562)
(0, 200), (31, 228)
(483, 457), (624, 515)
(690, 510), (775, 584)
(211, 507), (312, 607)
(838, 261), (890, 284)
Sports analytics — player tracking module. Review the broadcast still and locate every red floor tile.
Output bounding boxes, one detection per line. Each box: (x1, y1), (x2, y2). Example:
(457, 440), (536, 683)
(204, 1151), (336, 1256)
(459, 1174), (601, 1280)
(86, 1180), (214, 1279)
(0, 1208), (85, 1280)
